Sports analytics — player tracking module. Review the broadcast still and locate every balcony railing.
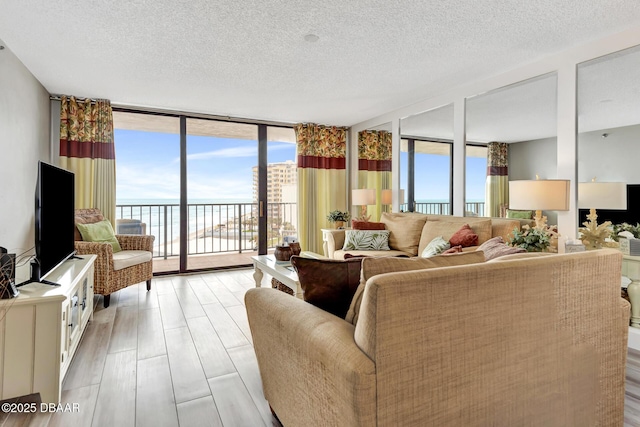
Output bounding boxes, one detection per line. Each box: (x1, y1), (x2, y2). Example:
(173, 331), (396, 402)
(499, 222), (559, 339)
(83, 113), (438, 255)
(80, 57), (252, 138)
(400, 202), (485, 216)
(115, 202), (297, 259)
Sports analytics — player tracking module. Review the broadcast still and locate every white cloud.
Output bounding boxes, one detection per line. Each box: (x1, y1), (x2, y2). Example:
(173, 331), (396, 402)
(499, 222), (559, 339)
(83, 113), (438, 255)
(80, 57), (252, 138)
(180, 143), (292, 162)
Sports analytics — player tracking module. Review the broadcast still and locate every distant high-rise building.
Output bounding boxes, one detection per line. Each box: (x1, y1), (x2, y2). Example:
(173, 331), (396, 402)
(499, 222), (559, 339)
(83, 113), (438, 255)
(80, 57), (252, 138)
(252, 160), (297, 229)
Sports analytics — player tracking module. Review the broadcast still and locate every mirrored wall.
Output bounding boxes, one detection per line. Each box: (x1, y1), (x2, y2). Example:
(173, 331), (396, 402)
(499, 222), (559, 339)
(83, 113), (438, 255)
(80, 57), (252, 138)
(400, 104), (453, 214)
(466, 73), (558, 220)
(577, 45), (640, 227)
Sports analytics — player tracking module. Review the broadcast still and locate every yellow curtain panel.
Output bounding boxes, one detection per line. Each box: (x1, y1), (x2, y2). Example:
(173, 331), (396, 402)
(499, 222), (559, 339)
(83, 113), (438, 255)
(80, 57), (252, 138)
(484, 142), (509, 218)
(295, 123), (348, 254)
(59, 96), (116, 226)
(358, 130), (392, 221)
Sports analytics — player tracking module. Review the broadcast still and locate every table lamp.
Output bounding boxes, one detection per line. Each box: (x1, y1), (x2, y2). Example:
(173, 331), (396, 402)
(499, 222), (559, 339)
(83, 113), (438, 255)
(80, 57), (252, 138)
(381, 189), (405, 212)
(508, 179), (570, 229)
(352, 189), (376, 221)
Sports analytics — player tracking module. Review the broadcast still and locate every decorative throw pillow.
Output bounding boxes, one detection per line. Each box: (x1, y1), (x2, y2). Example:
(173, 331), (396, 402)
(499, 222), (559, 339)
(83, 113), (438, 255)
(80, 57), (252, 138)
(342, 230), (390, 251)
(507, 209), (533, 219)
(418, 219), (491, 254)
(442, 245), (463, 255)
(76, 220), (122, 253)
(476, 236), (526, 261)
(351, 220), (386, 230)
(449, 224), (479, 247)
(290, 256), (363, 318)
(420, 236), (450, 258)
(345, 251), (486, 325)
(380, 212), (428, 256)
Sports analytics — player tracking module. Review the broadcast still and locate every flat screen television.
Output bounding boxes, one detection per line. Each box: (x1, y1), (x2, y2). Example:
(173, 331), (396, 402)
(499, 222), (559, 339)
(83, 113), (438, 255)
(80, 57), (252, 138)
(18, 161), (76, 286)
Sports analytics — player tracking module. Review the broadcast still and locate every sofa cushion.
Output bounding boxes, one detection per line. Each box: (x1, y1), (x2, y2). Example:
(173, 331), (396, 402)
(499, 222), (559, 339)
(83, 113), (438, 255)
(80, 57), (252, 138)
(352, 220), (386, 230)
(420, 236), (450, 258)
(476, 236), (526, 261)
(76, 220), (122, 253)
(345, 251), (486, 325)
(342, 230), (390, 251)
(380, 212), (428, 256)
(507, 209), (533, 219)
(112, 250), (152, 271)
(290, 256), (363, 318)
(418, 218), (491, 255)
(333, 249), (410, 260)
(449, 224), (479, 247)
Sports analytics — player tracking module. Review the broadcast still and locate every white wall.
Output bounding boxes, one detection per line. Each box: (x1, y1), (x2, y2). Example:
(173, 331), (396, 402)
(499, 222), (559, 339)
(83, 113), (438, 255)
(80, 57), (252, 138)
(0, 43), (51, 269)
(578, 123), (640, 184)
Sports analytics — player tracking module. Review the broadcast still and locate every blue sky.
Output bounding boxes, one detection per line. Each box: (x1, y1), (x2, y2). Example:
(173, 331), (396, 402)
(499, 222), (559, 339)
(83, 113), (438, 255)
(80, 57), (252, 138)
(115, 129), (486, 202)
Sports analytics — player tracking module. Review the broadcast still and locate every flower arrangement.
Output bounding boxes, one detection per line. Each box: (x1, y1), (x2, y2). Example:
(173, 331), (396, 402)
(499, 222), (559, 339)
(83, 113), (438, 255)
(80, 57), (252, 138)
(611, 222), (640, 242)
(507, 225), (554, 252)
(326, 210), (350, 223)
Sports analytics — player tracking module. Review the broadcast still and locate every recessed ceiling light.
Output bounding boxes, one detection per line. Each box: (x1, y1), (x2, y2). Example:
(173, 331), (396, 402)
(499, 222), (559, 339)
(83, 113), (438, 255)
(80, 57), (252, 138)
(304, 34), (319, 43)
(0, 46), (4, 50)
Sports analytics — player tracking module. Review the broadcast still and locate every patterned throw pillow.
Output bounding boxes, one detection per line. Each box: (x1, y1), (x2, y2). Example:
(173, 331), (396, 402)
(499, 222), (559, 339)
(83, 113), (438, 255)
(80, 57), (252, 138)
(342, 230), (390, 251)
(476, 236), (527, 261)
(420, 236), (451, 258)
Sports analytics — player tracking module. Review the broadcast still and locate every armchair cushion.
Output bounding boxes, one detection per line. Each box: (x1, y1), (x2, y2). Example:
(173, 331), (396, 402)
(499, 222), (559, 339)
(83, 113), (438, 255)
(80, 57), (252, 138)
(76, 220), (122, 253)
(112, 250), (153, 271)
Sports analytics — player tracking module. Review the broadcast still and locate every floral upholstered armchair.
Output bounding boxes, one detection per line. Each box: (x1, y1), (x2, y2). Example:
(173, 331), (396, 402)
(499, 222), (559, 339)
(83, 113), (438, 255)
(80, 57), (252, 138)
(74, 208), (154, 307)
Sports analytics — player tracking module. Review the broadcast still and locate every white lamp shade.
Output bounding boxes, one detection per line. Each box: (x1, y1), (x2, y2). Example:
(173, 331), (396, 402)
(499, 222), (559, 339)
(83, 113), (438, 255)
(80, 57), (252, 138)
(381, 189), (405, 205)
(509, 180), (570, 211)
(578, 182), (627, 210)
(352, 188), (376, 205)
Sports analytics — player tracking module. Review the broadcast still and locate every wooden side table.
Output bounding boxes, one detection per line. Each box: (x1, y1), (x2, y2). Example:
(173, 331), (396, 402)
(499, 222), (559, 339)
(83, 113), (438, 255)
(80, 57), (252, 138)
(623, 255), (640, 327)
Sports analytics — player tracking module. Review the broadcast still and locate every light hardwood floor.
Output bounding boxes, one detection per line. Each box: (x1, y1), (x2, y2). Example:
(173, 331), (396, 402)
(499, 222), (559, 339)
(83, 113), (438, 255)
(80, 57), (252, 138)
(1, 268), (281, 427)
(3, 269), (640, 426)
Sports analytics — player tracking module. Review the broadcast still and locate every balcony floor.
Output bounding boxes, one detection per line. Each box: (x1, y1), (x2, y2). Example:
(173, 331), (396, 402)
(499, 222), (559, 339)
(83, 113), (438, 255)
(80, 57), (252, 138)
(152, 251), (267, 273)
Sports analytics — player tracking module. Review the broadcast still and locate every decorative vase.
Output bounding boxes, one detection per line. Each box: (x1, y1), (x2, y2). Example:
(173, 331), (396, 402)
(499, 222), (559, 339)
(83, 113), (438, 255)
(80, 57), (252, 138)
(333, 221), (344, 229)
(289, 242), (301, 256)
(274, 245), (293, 262)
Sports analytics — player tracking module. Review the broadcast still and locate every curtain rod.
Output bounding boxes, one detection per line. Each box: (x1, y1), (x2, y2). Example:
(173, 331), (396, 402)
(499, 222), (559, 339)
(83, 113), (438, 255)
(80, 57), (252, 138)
(49, 94), (98, 103)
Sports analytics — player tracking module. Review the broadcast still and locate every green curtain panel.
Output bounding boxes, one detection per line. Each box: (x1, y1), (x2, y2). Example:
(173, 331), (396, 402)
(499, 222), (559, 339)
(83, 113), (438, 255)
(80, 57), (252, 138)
(59, 96), (116, 226)
(484, 142), (508, 218)
(358, 130), (392, 221)
(295, 123), (348, 254)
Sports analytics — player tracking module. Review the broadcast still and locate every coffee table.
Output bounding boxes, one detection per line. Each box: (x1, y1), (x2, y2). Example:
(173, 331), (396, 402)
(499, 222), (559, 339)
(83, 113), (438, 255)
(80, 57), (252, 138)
(251, 255), (303, 299)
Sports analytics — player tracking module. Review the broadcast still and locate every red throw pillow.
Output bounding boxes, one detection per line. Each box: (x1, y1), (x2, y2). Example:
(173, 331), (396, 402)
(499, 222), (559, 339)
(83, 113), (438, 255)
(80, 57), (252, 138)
(351, 220), (386, 230)
(449, 224), (479, 247)
(441, 245), (463, 255)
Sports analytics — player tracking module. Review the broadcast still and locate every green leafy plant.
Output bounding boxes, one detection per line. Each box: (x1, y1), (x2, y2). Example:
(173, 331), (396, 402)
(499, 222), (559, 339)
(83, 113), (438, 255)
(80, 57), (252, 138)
(611, 222), (640, 242)
(326, 210), (350, 223)
(507, 225), (552, 252)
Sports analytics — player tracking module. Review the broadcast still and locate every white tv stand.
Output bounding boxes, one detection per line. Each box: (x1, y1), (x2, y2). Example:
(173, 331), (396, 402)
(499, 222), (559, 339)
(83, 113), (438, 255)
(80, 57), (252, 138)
(0, 255), (95, 404)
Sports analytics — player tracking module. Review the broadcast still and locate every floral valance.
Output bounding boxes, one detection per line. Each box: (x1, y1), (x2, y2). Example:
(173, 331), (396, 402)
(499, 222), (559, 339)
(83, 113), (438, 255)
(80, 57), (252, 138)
(295, 123), (348, 169)
(358, 130), (392, 171)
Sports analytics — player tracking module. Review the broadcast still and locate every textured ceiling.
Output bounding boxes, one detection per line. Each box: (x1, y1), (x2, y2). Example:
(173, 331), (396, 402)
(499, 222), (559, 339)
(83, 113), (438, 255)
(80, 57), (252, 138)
(2, 1), (640, 127)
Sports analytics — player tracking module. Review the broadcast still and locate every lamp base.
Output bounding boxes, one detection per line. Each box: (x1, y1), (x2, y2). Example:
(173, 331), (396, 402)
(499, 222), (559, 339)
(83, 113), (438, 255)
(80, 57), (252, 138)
(579, 208), (615, 250)
(533, 210), (548, 230)
(355, 205), (370, 222)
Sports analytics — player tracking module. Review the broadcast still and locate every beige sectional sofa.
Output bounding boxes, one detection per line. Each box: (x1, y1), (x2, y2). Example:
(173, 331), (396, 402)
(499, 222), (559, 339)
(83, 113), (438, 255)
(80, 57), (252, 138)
(324, 212), (533, 259)
(246, 249), (629, 426)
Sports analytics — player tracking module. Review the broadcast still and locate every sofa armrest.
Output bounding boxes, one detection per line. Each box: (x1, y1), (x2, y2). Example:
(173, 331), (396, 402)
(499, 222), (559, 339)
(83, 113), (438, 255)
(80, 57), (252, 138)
(245, 288), (376, 427)
(116, 234), (155, 252)
(324, 229), (345, 259)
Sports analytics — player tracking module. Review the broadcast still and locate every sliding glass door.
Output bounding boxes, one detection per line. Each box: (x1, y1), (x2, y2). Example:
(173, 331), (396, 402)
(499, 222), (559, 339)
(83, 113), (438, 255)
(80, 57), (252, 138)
(113, 110), (297, 273)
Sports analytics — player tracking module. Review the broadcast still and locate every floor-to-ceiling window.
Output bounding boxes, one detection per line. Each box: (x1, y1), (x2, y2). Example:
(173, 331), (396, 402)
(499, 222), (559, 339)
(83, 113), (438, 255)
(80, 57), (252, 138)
(113, 112), (181, 273)
(186, 119), (258, 270)
(113, 110), (296, 273)
(465, 144), (488, 216)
